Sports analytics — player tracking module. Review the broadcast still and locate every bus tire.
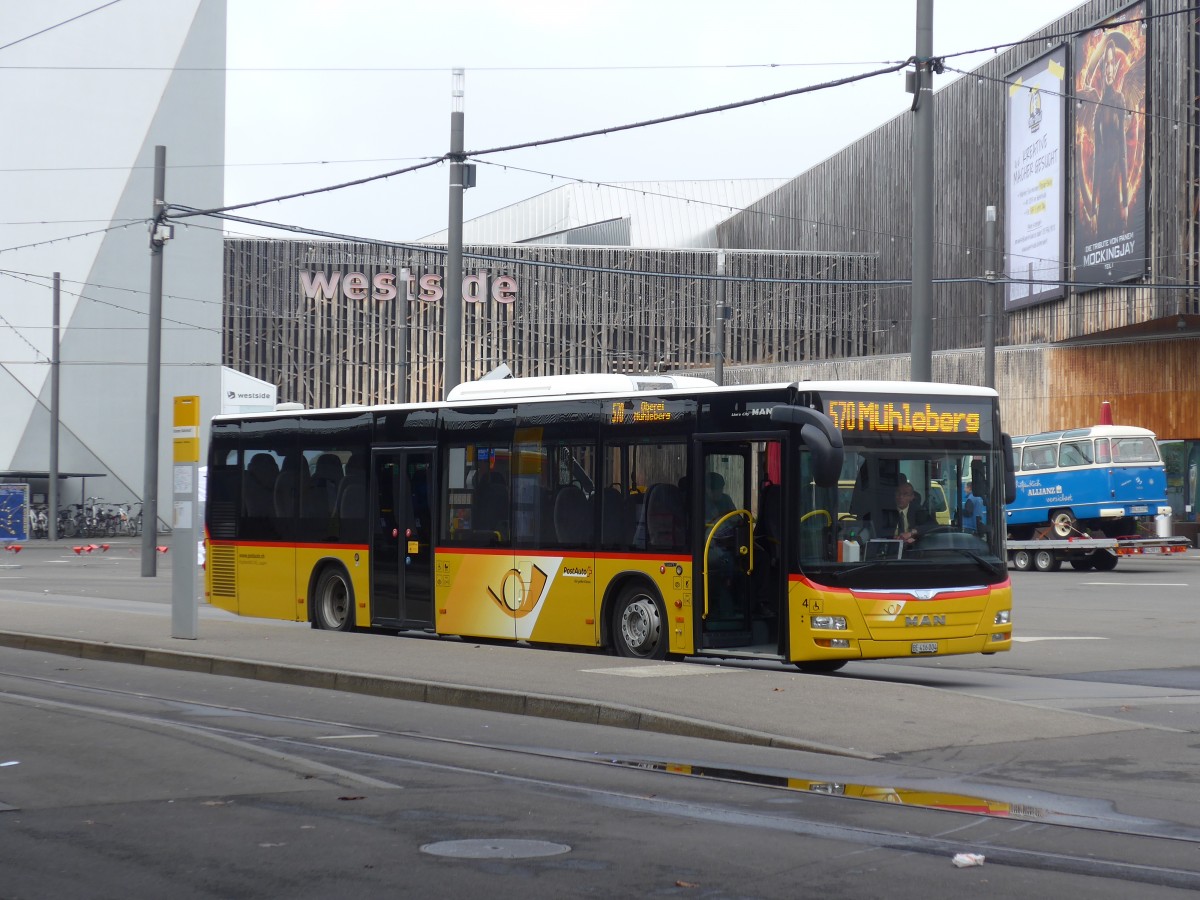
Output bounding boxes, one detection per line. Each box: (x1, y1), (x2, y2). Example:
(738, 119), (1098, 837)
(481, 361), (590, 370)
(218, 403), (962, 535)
(611, 583), (667, 660)
(1033, 549), (1061, 572)
(313, 565), (356, 632)
(1011, 549), (1033, 571)
(1090, 550), (1119, 571)
(1050, 509), (1077, 538)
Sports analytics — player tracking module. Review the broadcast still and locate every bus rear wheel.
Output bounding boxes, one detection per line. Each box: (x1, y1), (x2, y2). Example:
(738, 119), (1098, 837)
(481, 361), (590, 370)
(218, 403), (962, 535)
(611, 584), (666, 660)
(1050, 509), (1077, 538)
(313, 566), (355, 632)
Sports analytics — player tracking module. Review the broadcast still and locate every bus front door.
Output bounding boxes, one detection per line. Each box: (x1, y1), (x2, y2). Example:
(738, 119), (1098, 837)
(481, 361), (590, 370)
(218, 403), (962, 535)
(696, 441), (758, 650)
(371, 448), (434, 629)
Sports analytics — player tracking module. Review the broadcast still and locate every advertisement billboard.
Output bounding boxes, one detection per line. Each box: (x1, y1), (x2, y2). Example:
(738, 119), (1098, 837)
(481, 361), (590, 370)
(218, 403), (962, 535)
(1072, 1), (1148, 290)
(1005, 45), (1068, 311)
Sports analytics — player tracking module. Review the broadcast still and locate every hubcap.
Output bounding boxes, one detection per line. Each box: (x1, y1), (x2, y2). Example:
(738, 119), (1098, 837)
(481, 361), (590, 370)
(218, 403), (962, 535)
(620, 598), (661, 655)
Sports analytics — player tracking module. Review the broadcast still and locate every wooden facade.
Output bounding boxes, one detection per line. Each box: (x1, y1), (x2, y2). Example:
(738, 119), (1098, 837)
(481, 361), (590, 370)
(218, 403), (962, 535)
(716, 0), (1200, 351)
(224, 240), (877, 408)
(706, 335), (1200, 441)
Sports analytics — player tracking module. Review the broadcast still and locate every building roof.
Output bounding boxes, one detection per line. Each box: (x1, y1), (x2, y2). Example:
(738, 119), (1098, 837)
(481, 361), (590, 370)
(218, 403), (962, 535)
(422, 178), (787, 248)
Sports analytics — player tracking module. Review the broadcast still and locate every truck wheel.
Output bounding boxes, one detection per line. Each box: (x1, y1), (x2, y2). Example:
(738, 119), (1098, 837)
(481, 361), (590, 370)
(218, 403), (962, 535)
(1090, 550), (1119, 571)
(1011, 549), (1033, 571)
(1034, 549), (1061, 572)
(1069, 558), (1094, 571)
(1050, 509), (1077, 538)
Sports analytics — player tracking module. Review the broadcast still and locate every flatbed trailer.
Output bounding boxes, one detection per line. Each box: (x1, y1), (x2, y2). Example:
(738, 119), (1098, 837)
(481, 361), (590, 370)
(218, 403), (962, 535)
(1006, 534), (1192, 572)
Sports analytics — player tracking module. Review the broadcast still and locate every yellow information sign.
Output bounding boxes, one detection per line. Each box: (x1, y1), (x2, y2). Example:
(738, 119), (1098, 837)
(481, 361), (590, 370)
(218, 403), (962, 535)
(173, 395), (201, 463)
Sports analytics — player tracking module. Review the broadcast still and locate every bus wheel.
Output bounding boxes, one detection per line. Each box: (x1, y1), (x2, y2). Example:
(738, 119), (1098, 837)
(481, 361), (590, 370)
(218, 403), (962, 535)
(313, 566), (356, 632)
(795, 660), (847, 673)
(1050, 509), (1077, 538)
(612, 584), (666, 660)
(1034, 549), (1061, 572)
(1090, 550), (1119, 571)
(1011, 550), (1033, 571)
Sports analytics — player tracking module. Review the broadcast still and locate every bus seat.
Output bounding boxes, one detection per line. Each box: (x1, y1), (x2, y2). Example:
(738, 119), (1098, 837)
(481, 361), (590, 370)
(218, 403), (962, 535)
(274, 455), (306, 518)
(473, 478), (509, 542)
(553, 484), (593, 545)
(645, 483), (685, 550)
(334, 453), (367, 520)
(243, 453), (279, 517)
(600, 487), (624, 546)
(305, 453), (344, 519)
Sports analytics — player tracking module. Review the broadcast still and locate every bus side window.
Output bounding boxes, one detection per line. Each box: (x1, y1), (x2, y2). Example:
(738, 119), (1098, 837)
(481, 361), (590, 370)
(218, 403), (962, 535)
(1096, 439), (1111, 464)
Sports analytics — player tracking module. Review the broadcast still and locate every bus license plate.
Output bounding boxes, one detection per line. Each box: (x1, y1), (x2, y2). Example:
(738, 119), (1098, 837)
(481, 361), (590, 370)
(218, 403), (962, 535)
(1130, 505), (1149, 514)
(911, 641), (938, 654)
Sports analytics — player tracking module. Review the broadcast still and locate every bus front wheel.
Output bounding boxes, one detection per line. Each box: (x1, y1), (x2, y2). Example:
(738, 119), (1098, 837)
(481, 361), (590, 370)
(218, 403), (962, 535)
(313, 566), (356, 632)
(611, 584), (666, 660)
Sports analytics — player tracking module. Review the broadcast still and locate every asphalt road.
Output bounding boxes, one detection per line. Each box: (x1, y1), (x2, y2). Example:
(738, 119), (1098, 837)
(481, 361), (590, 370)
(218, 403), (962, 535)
(2, 538), (1200, 897)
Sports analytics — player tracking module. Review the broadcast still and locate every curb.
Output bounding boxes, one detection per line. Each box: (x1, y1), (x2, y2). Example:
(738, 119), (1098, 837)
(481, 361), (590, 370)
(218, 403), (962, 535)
(0, 630), (877, 760)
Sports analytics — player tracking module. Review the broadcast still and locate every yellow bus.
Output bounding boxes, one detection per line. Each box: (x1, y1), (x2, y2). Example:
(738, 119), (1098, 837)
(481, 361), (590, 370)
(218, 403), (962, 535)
(204, 374), (1014, 671)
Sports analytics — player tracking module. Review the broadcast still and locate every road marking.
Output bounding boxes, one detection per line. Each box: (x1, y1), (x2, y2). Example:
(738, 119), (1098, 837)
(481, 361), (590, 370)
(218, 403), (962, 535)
(583, 664), (725, 677)
(1012, 636), (1107, 643)
(1082, 582), (1188, 587)
(313, 733), (379, 741)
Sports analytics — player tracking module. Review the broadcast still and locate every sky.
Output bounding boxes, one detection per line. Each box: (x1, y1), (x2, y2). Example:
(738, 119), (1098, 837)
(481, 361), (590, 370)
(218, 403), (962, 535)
(220, 0), (1086, 244)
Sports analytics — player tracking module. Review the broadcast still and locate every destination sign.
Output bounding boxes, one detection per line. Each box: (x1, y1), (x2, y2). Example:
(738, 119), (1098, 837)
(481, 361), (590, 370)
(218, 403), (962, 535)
(611, 400), (672, 424)
(826, 400), (983, 435)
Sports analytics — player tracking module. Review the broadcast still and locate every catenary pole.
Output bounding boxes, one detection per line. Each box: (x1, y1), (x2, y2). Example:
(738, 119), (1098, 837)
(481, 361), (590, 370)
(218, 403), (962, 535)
(49, 272), (60, 541)
(984, 205), (997, 389)
(444, 69), (465, 397)
(714, 251), (726, 385)
(142, 145), (167, 575)
(910, 0), (934, 382)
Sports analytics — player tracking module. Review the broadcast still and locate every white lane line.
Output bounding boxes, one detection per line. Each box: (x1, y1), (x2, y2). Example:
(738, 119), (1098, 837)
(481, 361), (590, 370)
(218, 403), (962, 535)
(1082, 582), (1188, 587)
(1012, 636), (1107, 642)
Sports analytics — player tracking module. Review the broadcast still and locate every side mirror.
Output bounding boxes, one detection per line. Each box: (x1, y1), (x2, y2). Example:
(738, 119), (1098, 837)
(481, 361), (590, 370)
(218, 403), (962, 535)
(770, 405), (844, 487)
(1001, 433), (1017, 505)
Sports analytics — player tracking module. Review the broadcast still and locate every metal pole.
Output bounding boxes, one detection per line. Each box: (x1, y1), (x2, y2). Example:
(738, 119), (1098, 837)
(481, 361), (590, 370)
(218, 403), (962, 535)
(443, 69), (465, 398)
(398, 266), (410, 404)
(910, 0), (934, 382)
(142, 145), (166, 575)
(49, 272), (60, 541)
(714, 251), (726, 385)
(983, 205), (997, 389)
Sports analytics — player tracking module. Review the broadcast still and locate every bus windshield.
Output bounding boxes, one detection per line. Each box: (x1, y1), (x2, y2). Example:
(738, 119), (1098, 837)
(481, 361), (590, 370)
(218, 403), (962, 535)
(796, 446), (1006, 586)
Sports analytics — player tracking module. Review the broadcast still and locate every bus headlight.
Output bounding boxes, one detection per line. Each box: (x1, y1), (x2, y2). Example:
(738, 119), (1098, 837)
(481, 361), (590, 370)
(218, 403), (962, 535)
(811, 615), (847, 630)
(994, 610), (1010, 625)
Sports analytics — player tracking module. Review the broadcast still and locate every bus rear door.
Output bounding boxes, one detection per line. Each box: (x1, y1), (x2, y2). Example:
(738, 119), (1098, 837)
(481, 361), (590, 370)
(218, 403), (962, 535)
(371, 447), (434, 629)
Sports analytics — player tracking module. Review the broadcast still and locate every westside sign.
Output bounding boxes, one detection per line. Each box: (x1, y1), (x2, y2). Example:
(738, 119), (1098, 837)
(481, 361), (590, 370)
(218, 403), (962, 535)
(300, 269), (519, 304)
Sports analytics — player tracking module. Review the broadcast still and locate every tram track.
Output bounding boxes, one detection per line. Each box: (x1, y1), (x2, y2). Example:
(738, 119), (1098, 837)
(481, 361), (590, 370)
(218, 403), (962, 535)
(4, 667), (1200, 891)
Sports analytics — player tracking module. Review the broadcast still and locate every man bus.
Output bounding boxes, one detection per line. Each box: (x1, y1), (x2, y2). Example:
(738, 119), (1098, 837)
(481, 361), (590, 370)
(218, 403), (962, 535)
(204, 374), (1014, 672)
